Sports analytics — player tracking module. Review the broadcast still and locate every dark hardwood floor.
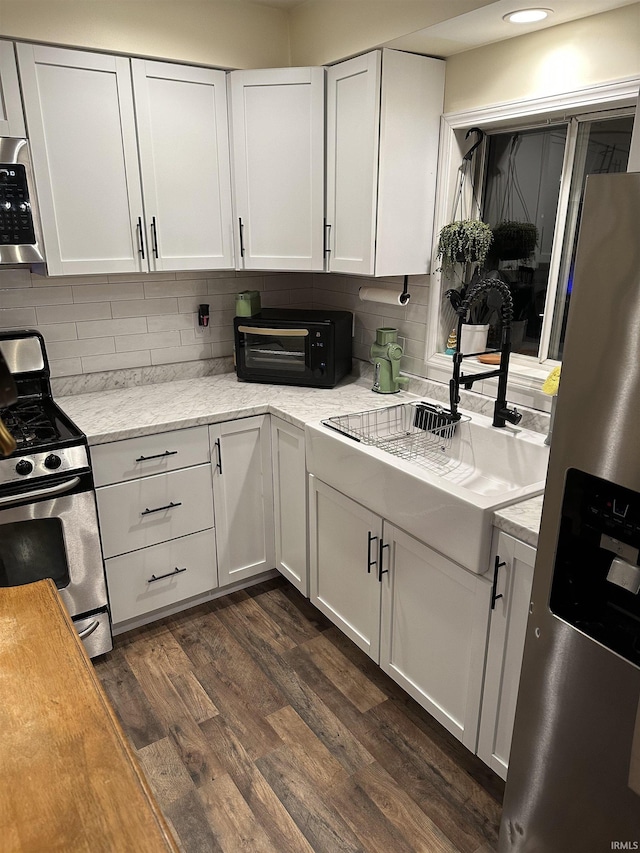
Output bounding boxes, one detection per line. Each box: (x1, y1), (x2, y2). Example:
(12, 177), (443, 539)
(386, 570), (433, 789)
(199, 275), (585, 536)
(95, 577), (503, 853)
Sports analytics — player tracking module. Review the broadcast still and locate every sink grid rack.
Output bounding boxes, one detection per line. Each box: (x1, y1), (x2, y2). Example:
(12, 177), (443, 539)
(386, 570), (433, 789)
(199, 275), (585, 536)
(324, 402), (470, 469)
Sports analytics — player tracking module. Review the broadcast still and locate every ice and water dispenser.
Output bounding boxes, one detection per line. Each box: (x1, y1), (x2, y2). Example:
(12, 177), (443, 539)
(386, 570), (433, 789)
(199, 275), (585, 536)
(550, 468), (640, 668)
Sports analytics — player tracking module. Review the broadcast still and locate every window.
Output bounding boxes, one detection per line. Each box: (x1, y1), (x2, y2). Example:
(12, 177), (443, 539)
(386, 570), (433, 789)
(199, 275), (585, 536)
(428, 87), (637, 394)
(480, 113), (634, 362)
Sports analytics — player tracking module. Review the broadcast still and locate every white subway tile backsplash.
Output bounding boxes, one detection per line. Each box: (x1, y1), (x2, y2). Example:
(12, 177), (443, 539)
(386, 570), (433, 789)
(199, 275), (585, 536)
(47, 337), (116, 360)
(150, 342), (213, 365)
(37, 302), (112, 324)
(49, 357), (82, 377)
(144, 278), (208, 298)
(77, 317), (148, 339)
(179, 326), (232, 345)
(0, 307), (37, 328)
(82, 350), (151, 373)
(1, 286), (73, 308)
(115, 331), (181, 352)
(72, 282), (145, 303)
(112, 298), (178, 318)
(146, 313), (193, 332)
(38, 323), (78, 342)
(0, 268), (32, 288)
(209, 276), (263, 294)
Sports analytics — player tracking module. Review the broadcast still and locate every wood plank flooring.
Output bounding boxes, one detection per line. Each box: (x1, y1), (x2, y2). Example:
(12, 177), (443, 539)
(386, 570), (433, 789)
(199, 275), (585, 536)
(95, 577), (503, 853)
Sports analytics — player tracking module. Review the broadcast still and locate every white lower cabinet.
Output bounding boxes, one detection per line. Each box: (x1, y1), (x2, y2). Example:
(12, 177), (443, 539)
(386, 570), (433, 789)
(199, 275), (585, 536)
(92, 426), (218, 630)
(105, 528), (217, 624)
(271, 417), (308, 595)
(477, 530), (536, 780)
(310, 476), (383, 660)
(309, 475), (491, 748)
(209, 415), (275, 586)
(380, 523), (492, 750)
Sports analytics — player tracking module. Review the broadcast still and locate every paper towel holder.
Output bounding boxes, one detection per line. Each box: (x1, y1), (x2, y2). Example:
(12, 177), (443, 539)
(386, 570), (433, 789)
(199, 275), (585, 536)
(358, 275), (411, 306)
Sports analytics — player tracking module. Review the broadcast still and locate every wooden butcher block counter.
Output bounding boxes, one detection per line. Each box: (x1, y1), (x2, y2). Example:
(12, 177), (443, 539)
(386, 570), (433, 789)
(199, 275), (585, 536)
(0, 580), (178, 852)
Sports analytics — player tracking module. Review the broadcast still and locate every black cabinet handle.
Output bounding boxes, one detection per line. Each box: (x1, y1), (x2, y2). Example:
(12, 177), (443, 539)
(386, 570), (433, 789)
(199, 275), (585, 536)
(148, 566), (187, 583)
(135, 450), (178, 462)
(367, 531), (378, 574)
(214, 438), (222, 474)
(141, 500), (182, 516)
(238, 217), (245, 257)
(379, 539), (390, 582)
(491, 556), (506, 609)
(324, 221), (331, 256)
(136, 216), (146, 260)
(151, 216), (159, 258)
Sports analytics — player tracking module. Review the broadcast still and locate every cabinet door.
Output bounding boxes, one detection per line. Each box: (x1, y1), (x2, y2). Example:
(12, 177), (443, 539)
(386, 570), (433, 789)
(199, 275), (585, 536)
(477, 531), (536, 780)
(132, 59), (234, 271)
(325, 51), (380, 276)
(210, 415), (275, 586)
(0, 41), (25, 137)
(309, 476), (382, 661)
(380, 522), (491, 750)
(271, 417), (308, 595)
(228, 66), (324, 271)
(17, 43), (145, 276)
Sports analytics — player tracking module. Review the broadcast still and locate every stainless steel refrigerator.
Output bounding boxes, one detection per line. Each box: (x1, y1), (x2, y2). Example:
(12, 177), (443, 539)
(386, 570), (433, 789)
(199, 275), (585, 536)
(499, 171), (640, 851)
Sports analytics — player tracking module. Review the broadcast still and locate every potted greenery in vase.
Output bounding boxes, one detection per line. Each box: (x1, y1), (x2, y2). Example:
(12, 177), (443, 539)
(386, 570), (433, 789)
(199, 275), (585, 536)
(491, 220), (538, 262)
(436, 219), (493, 278)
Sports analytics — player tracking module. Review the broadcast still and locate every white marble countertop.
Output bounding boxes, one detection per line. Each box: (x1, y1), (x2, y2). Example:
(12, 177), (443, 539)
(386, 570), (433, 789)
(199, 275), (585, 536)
(59, 371), (415, 444)
(60, 371), (544, 543)
(493, 494), (544, 548)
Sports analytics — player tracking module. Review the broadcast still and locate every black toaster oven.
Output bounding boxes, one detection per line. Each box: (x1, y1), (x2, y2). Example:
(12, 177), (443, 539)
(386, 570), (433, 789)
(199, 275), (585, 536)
(234, 309), (352, 388)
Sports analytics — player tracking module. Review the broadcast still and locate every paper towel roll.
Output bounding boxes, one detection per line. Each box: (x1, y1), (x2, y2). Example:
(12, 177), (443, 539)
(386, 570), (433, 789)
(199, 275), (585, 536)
(358, 286), (410, 306)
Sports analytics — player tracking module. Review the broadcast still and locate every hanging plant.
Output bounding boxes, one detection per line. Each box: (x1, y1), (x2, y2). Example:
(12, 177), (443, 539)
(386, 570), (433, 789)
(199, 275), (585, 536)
(437, 220), (493, 277)
(491, 220), (538, 261)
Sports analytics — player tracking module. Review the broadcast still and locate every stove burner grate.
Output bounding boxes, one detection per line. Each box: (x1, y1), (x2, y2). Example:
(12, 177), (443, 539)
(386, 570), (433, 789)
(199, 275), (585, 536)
(0, 401), (61, 449)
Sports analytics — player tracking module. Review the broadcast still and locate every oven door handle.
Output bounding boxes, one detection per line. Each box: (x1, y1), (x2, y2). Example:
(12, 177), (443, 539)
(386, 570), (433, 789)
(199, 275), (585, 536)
(236, 326), (310, 337)
(77, 619), (100, 640)
(0, 475), (81, 508)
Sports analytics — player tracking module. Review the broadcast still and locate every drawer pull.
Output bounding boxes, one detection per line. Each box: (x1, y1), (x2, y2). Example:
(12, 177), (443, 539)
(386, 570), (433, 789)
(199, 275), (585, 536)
(135, 450), (178, 462)
(148, 566), (187, 583)
(141, 500), (182, 516)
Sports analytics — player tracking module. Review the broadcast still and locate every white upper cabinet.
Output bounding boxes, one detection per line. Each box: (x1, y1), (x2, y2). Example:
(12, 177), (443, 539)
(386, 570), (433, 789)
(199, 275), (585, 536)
(17, 44), (234, 276)
(17, 44), (146, 277)
(228, 66), (325, 271)
(325, 49), (445, 277)
(0, 41), (25, 137)
(131, 59), (233, 271)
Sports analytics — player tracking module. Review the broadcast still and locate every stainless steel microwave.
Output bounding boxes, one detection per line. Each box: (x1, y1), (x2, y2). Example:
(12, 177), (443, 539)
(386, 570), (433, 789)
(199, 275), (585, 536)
(0, 137), (46, 265)
(234, 309), (353, 388)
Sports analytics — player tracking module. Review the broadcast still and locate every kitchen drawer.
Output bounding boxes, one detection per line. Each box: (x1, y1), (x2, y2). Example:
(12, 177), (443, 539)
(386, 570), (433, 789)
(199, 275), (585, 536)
(105, 528), (218, 624)
(97, 464), (214, 558)
(91, 425), (210, 487)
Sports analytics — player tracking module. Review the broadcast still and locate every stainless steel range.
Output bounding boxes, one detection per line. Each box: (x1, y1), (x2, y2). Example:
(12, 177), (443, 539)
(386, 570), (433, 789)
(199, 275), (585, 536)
(0, 329), (112, 658)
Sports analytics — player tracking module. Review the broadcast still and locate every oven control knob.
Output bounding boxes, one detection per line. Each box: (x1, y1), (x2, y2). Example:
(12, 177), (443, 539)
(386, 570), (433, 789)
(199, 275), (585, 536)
(15, 459), (33, 476)
(44, 454), (62, 470)
(313, 363), (326, 378)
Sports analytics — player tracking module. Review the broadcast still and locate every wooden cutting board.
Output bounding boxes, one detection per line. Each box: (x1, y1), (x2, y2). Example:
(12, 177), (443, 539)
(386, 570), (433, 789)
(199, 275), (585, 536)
(0, 580), (178, 852)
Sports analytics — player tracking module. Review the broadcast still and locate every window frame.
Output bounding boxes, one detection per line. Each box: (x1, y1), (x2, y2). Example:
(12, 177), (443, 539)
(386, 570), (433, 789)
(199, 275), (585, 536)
(424, 77), (639, 412)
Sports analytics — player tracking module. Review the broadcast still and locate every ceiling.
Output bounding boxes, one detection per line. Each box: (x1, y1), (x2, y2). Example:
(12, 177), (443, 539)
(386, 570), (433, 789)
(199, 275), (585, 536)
(249, 0), (638, 56)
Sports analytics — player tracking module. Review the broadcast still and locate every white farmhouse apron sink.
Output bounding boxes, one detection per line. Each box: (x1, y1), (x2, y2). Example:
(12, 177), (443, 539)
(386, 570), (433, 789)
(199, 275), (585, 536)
(305, 402), (549, 575)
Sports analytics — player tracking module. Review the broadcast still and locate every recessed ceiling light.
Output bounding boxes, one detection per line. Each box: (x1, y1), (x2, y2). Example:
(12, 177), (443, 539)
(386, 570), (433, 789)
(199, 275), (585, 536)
(504, 9), (552, 24)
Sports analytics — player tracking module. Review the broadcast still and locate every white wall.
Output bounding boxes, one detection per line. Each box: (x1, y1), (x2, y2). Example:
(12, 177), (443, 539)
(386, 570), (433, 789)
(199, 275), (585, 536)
(444, 5), (640, 114)
(0, 0), (290, 69)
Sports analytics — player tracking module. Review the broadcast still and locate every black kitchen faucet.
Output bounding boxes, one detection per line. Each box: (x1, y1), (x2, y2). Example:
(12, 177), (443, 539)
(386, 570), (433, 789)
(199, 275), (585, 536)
(448, 277), (523, 428)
